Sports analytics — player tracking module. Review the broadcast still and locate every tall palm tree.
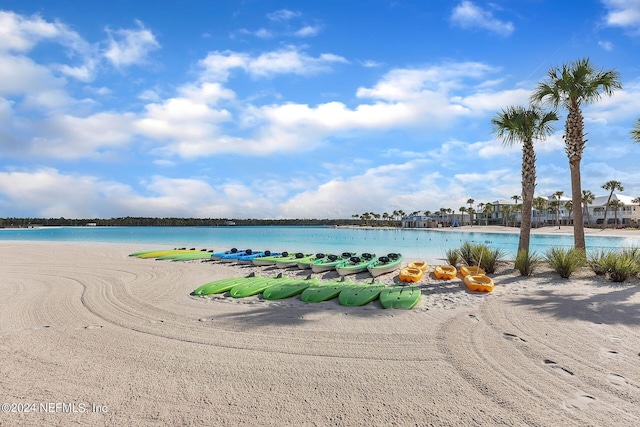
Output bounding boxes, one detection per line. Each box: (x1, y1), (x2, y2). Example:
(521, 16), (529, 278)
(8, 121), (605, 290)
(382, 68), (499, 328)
(553, 191), (564, 229)
(492, 105), (557, 253)
(565, 200), (573, 223)
(601, 180), (623, 228)
(581, 190), (595, 227)
(531, 57), (622, 249)
(608, 200), (624, 227)
(482, 203), (493, 226)
(632, 118), (640, 143)
(533, 197), (548, 228)
(466, 198), (475, 226)
(459, 207), (467, 225)
(500, 205), (510, 227)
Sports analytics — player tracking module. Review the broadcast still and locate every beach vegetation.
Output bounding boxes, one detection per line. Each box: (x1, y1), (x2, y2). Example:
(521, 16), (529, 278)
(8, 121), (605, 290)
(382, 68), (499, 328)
(601, 180), (624, 227)
(545, 246), (586, 279)
(588, 247), (640, 282)
(444, 248), (461, 266)
(458, 241), (475, 266)
(457, 242), (504, 273)
(607, 249), (640, 282)
(632, 118), (640, 143)
(492, 105), (557, 254)
(587, 249), (616, 276)
(532, 57), (622, 250)
(514, 249), (541, 276)
(581, 190), (595, 226)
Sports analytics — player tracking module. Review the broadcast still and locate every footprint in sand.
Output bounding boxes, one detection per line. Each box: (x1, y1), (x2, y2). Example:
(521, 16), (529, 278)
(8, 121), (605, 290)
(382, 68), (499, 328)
(562, 393), (596, 411)
(503, 332), (527, 342)
(468, 314), (480, 322)
(608, 373), (639, 389)
(600, 348), (621, 359)
(81, 325), (103, 330)
(543, 359), (574, 376)
(608, 335), (623, 344)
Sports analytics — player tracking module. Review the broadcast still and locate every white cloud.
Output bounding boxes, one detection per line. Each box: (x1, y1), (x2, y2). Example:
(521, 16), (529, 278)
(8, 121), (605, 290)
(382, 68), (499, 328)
(599, 40), (614, 51)
(0, 10), (87, 53)
(293, 25), (321, 37)
(0, 11), (99, 81)
(30, 112), (136, 159)
(450, 1), (514, 37)
(602, 0), (640, 33)
(198, 46), (347, 81)
(267, 9), (301, 21)
(103, 20), (160, 68)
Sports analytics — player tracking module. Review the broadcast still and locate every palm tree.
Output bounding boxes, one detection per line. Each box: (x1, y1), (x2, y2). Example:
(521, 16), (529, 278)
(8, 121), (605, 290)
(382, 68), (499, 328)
(608, 200), (624, 227)
(482, 203), (493, 226)
(459, 207), (467, 225)
(466, 199), (475, 226)
(581, 190), (595, 226)
(565, 200), (573, 224)
(601, 180), (623, 228)
(632, 118), (640, 143)
(500, 205), (510, 227)
(533, 197), (548, 228)
(492, 105), (557, 253)
(553, 191), (564, 229)
(531, 57), (622, 249)
(468, 208), (476, 227)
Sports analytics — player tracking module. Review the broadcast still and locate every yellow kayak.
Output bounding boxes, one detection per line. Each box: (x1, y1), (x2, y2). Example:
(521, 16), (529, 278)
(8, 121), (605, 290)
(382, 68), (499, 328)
(463, 274), (494, 293)
(399, 267), (423, 283)
(460, 266), (485, 277)
(434, 265), (457, 280)
(407, 261), (428, 272)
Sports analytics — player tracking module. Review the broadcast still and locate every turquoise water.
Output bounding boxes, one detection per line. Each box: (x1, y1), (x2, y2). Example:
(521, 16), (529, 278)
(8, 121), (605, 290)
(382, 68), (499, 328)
(2, 226), (640, 261)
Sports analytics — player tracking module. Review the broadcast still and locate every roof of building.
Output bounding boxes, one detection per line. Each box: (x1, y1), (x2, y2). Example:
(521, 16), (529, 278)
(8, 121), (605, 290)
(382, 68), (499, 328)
(592, 193), (639, 207)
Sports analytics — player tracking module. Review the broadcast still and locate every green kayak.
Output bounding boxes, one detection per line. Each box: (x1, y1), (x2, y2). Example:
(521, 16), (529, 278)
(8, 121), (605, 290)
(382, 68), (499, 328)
(262, 276), (319, 300)
(137, 249), (199, 259)
(367, 253), (403, 277)
(310, 252), (356, 273)
(379, 285), (422, 309)
(300, 278), (356, 303)
(170, 252), (214, 261)
(192, 275), (259, 296)
(335, 253), (376, 276)
(251, 251), (293, 266)
(275, 253), (314, 269)
(296, 253), (327, 270)
(230, 275), (293, 298)
(338, 283), (385, 306)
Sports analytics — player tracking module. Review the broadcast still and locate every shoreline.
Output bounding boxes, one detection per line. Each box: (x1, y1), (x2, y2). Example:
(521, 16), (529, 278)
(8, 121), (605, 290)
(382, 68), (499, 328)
(1, 241), (639, 425)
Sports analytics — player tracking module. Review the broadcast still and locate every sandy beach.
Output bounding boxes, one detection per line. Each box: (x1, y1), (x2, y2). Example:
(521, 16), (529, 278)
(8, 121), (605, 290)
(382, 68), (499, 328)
(1, 230), (639, 426)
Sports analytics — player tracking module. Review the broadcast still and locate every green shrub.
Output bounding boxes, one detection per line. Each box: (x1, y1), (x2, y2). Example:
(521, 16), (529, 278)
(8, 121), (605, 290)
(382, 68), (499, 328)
(587, 249), (615, 276)
(514, 250), (540, 276)
(470, 244), (505, 274)
(444, 248), (461, 267)
(544, 247), (586, 279)
(608, 251), (640, 282)
(458, 241), (475, 266)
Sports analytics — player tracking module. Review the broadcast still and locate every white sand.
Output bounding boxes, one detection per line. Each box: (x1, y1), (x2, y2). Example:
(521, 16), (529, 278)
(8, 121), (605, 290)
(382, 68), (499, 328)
(1, 237), (639, 426)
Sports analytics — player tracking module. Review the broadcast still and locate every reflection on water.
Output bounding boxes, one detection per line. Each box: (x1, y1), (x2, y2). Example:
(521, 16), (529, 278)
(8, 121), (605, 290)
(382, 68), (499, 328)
(2, 226), (640, 261)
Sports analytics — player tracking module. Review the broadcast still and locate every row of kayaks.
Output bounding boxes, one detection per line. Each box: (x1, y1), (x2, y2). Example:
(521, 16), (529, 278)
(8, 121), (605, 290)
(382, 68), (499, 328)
(191, 273), (422, 309)
(129, 248), (495, 292)
(130, 248), (406, 277)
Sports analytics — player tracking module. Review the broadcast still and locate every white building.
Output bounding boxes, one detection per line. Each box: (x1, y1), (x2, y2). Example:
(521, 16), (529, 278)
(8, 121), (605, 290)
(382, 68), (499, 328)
(588, 193), (640, 225)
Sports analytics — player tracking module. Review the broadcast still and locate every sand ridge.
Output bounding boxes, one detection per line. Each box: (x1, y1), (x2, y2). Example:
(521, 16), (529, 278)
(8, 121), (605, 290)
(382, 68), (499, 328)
(1, 241), (639, 426)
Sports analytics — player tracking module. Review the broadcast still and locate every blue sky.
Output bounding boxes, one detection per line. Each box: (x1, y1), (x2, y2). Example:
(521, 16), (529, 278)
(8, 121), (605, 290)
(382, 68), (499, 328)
(1, 0), (639, 219)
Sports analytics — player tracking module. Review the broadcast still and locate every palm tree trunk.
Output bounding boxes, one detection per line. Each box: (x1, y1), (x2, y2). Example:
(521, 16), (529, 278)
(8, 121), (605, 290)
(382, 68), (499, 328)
(518, 139), (535, 253)
(566, 104), (586, 250)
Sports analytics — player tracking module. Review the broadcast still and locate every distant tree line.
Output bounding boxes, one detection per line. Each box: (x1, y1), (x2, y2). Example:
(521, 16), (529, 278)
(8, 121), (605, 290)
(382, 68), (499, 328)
(0, 217), (366, 228)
